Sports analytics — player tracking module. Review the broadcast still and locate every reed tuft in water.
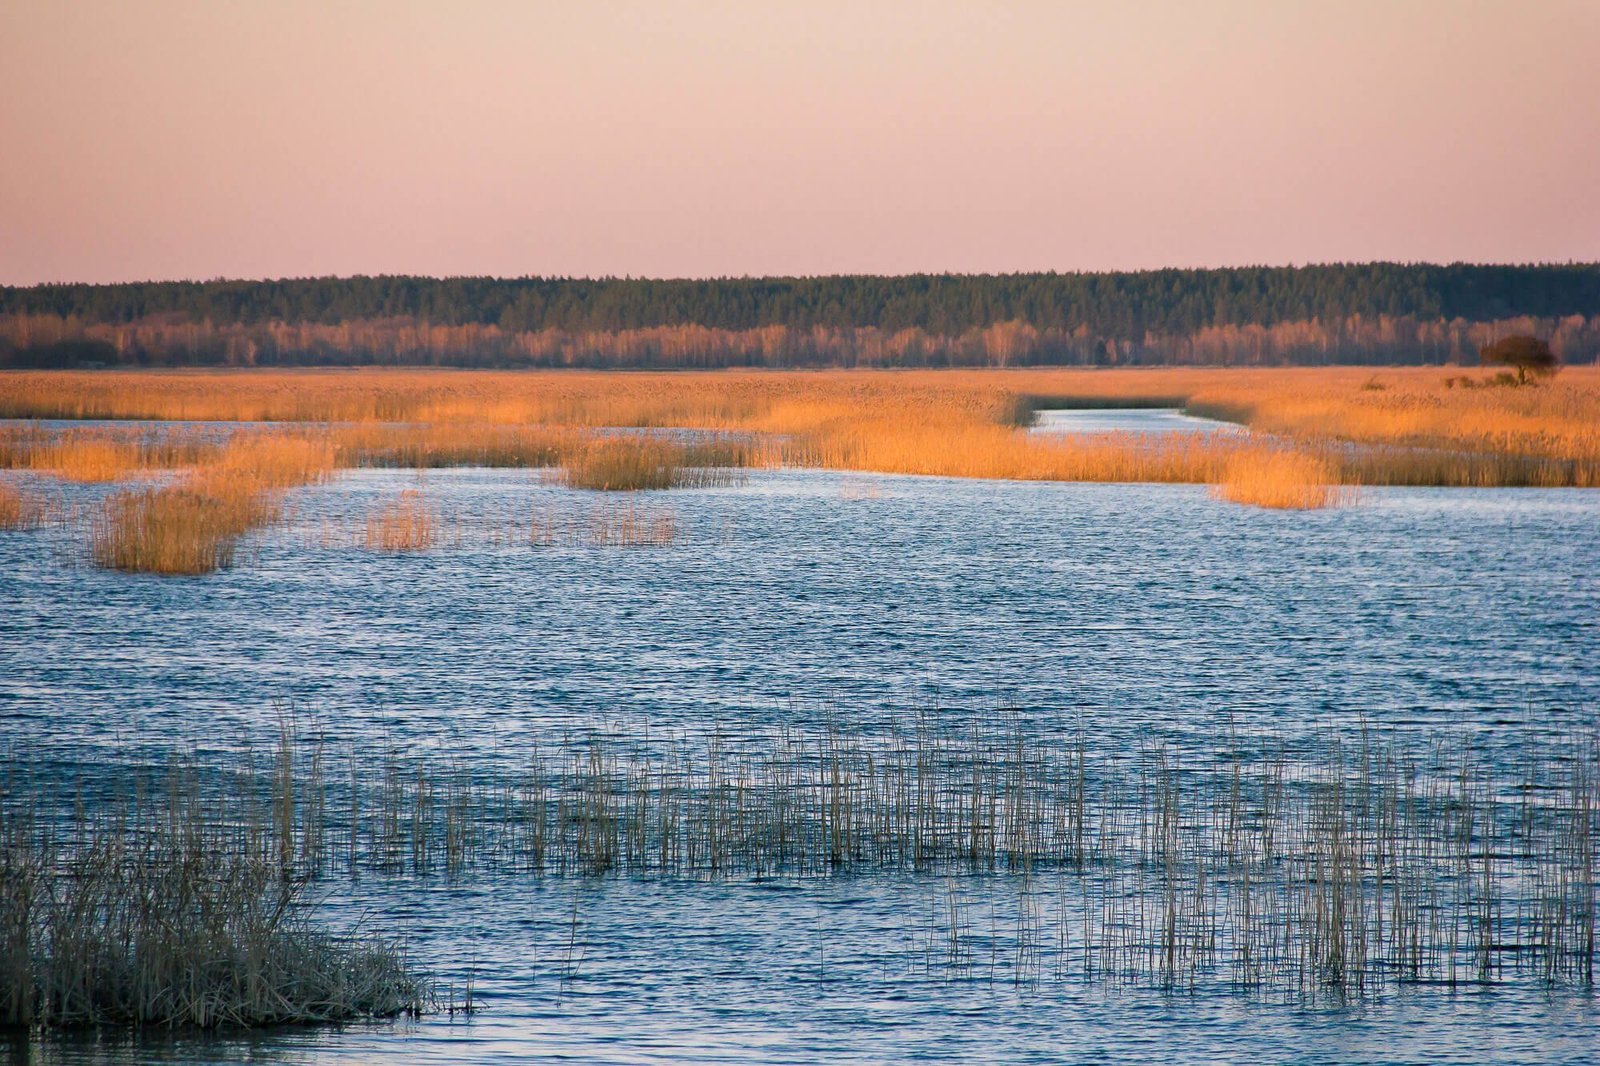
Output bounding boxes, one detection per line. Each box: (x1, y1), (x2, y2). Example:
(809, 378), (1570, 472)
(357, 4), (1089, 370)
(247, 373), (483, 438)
(0, 780), (429, 1030)
(1210, 447), (1350, 509)
(0, 482), (45, 531)
(91, 481), (276, 575)
(364, 490), (438, 551)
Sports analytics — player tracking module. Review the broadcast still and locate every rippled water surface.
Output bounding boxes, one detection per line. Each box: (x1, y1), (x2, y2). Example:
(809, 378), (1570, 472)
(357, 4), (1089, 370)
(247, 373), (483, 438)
(3, 418), (1598, 1062)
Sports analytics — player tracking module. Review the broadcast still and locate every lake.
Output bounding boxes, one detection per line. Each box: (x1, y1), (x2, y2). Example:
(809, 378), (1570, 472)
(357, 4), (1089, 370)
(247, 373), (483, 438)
(2, 414), (1597, 1062)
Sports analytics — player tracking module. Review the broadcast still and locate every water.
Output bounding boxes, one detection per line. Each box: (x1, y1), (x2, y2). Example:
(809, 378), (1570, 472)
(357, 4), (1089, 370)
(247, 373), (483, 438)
(1029, 407), (1242, 435)
(3, 416), (1599, 1062)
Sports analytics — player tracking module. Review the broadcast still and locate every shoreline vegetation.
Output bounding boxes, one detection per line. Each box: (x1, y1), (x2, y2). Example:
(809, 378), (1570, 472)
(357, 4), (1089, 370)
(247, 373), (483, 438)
(4, 715), (1595, 1006)
(0, 366), (1597, 572)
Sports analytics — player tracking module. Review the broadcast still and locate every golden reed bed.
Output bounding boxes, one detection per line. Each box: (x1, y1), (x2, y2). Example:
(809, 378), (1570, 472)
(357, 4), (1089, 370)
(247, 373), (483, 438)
(3, 365), (1596, 471)
(2, 367), (1597, 571)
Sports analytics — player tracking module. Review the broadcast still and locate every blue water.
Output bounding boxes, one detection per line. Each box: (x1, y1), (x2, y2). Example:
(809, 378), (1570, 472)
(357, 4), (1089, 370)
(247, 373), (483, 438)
(2, 424), (1598, 1061)
(1030, 406), (1242, 435)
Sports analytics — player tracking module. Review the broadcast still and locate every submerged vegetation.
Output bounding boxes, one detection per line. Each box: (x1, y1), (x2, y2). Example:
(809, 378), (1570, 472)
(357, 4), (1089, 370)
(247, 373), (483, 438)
(529, 500), (678, 548)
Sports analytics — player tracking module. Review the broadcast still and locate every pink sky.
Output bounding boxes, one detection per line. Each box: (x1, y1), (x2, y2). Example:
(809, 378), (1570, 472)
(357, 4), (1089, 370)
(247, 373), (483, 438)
(2, 0), (1597, 285)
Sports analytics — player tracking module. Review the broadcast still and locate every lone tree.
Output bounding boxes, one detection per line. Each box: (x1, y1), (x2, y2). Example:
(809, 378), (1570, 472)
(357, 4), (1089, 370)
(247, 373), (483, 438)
(1479, 334), (1560, 384)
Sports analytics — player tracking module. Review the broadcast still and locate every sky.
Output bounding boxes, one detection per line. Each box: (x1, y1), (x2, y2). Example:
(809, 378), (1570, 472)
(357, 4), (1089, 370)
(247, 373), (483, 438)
(2, 0), (1597, 285)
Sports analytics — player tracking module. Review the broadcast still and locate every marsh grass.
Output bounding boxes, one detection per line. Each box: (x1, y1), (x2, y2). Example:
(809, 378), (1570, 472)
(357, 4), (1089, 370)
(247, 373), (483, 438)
(29, 437), (143, 482)
(91, 483), (277, 574)
(561, 436), (749, 491)
(364, 490), (438, 552)
(87, 433), (335, 575)
(0, 426), (222, 483)
(12, 368), (1600, 576)
(18, 714), (1590, 999)
(0, 482), (45, 530)
(8, 368), (1600, 500)
(1210, 448), (1351, 509)
(0, 778), (428, 1030)
(562, 437), (679, 490)
(335, 423), (579, 469)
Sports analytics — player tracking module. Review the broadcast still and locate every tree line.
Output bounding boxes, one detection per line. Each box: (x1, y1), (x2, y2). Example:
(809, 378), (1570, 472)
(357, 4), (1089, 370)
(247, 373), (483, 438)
(3, 263), (1598, 368)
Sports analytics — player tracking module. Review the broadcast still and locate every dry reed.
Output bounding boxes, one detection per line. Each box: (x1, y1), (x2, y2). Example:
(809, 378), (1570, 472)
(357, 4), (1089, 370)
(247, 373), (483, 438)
(88, 432), (335, 575)
(0, 482), (45, 530)
(1210, 448), (1350, 509)
(364, 490), (437, 552)
(91, 483), (275, 574)
(6, 367), (1598, 498)
(560, 436), (750, 491)
(1, 426), (221, 482)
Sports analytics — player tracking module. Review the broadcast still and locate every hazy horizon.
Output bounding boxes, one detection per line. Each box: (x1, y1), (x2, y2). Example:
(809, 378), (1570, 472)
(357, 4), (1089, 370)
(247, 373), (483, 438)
(10, 258), (1600, 290)
(3, 0), (1597, 286)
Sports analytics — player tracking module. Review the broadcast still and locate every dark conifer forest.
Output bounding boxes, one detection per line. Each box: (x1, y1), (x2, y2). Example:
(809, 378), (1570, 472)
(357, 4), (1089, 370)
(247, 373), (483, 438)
(4, 263), (1598, 369)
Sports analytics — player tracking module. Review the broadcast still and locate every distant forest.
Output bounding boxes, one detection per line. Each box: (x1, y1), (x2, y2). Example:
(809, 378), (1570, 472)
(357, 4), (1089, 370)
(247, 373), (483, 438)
(4, 263), (1599, 369)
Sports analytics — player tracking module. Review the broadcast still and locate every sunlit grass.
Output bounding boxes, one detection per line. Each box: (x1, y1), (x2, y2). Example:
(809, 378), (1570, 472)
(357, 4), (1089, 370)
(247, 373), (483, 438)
(558, 436), (750, 491)
(1209, 447), (1349, 510)
(92, 480), (277, 575)
(6, 368), (1598, 562)
(29, 436), (143, 482)
(364, 489), (437, 552)
(85, 432), (336, 574)
(0, 481), (45, 530)
(560, 437), (680, 490)
(0, 426), (221, 482)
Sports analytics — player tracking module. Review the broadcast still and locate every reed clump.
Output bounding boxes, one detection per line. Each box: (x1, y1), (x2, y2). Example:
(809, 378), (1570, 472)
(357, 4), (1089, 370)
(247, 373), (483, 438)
(91, 482), (275, 574)
(1210, 447), (1350, 509)
(0, 482), (45, 530)
(0, 786), (428, 1030)
(29, 436), (143, 482)
(364, 490), (437, 552)
(87, 432), (334, 575)
(2, 426), (222, 482)
(561, 437), (678, 490)
(210, 432), (337, 488)
(560, 436), (747, 491)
